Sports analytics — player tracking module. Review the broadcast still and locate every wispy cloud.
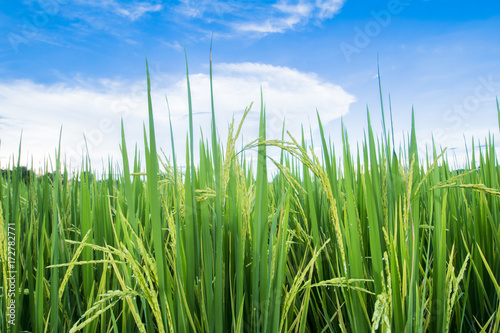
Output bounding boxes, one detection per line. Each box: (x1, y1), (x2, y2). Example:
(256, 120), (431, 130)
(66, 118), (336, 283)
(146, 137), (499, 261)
(112, 2), (163, 21)
(234, 15), (304, 34)
(177, 0), (346, 35)
(162, 40), (183, 52)
(26, 0), (163, 21)
(175, 0), (239, 19)
(24, 0), (166, 48)
(67, 0), (163, 21)
(315, 0), (345, 19)
(16, 0), (164, 46)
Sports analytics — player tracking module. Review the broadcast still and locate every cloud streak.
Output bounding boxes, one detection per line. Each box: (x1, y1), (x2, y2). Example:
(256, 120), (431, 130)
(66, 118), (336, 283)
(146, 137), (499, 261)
(68, 0), (163, 21)
(175, 0), (346, 36)
(113, 2), (163, 21)
(232, 0), (345, 35)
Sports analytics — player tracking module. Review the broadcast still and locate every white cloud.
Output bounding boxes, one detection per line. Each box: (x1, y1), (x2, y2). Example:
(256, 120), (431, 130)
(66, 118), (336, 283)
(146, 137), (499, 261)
(235, 16), (303, 34)
(113, 3), (163, 21)
(16, 0), (165, 47)
(275, 1), (314, 15)
(32, 0), (163, 25)
(231, 0), (345, 35)
(70, 0), (163, 19)
(0, 63), (355, 172)
(162, 40), (183, 52)
(0, 79), (127, 170)
(315, 0), (345, 19)
(173, 0), (345, 36)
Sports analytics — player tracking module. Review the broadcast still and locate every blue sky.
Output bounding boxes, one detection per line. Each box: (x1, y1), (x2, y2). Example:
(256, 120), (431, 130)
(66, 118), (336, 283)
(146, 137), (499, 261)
(1, 0), (499, 171)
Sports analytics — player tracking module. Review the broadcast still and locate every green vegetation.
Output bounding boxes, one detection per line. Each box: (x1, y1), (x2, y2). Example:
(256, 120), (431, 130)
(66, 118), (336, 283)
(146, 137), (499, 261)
(1, 59), (499, 332)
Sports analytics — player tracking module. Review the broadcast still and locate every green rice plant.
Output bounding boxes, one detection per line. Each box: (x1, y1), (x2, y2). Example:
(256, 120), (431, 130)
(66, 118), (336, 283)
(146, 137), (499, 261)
(0, 56), (499, 332)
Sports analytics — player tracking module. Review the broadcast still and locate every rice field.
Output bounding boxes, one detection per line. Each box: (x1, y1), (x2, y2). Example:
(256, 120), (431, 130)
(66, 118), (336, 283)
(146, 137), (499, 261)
(1, 60), (500, 332)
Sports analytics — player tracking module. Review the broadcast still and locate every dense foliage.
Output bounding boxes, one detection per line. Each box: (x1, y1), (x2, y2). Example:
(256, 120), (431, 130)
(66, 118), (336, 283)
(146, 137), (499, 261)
(1, 62), (499, 332)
